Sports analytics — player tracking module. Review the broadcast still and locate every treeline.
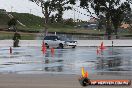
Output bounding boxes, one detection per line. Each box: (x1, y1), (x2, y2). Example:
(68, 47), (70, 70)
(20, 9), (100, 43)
(30, 0), (132, 39)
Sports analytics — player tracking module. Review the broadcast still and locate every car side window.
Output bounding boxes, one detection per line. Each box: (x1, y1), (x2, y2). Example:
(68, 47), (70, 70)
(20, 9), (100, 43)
(52, 36), (59, 40)
(44, 36), (60, 40)
(56, 36), (60, 40)
(44, 36), (50, 40)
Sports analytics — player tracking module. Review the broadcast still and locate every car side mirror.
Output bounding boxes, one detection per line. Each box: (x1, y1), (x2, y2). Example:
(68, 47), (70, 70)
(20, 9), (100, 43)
(53, 39), (57, 41)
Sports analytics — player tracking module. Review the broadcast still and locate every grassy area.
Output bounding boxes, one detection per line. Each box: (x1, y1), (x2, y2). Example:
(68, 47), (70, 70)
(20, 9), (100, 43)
(0, 12), (132, 40)
(0, 12), (76, 33)
(16, 13), (43, 27)
(0, 32), (36, 40)
(0, 12), (106, 34)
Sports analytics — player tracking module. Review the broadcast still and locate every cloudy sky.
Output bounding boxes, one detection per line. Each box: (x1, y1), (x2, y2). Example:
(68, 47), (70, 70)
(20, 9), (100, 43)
(0, 0), (92, 21)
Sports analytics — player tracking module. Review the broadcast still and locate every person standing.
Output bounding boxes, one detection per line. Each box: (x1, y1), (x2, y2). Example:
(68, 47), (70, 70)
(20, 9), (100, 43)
(13, 31), (21, 47)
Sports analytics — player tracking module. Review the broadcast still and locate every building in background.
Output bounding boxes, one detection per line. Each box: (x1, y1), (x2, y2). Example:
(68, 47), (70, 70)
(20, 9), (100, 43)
(75, 17), (98, 30)
(0, 9), (6, 14)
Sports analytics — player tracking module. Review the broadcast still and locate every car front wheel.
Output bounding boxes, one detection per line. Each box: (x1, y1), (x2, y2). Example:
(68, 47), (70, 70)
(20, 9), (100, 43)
(45, 43), (49, 49)
(59, 43), (63, 49)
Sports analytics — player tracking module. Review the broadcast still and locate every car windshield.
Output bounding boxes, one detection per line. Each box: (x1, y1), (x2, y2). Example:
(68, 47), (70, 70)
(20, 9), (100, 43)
(59, 36), (72, 41)
(44, 36), (60, 40)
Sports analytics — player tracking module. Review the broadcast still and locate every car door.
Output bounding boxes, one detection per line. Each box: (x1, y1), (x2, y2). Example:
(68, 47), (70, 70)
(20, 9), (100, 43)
(51, 36), (60, 48)
(44, 36), (62, 48)
(48, 36), (56, 47)
(47, 36), (59, 48)
(44, 36), (54, 47)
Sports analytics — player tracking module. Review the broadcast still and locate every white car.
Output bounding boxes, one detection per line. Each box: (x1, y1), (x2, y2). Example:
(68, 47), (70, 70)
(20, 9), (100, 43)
(44, 35), (77, 48)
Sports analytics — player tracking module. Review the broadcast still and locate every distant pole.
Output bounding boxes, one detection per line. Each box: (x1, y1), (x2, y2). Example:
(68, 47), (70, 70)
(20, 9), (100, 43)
(112, 41), (113, 47)
(73, 5), (75, 23)
(77, 6), (79, 26)
(10, 47), (12, 54)
(74, 9), (75, 22)
(30, 9), (32, 14)
(11, 6), (13, 12)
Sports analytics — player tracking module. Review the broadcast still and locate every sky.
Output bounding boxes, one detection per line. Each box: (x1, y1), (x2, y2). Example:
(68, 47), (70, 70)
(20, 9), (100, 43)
(0, 0), (93, 21)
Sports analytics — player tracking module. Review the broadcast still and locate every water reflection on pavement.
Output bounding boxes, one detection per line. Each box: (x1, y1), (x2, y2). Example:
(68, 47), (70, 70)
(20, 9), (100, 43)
(0, 46), (132, 75)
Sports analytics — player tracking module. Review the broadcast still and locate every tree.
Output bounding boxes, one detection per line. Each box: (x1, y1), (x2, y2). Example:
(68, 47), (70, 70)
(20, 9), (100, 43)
(79, 0), (131, 39)
(64, 18), (74, 26)
(29, 0), (76, 24)
(8, 18), (17, 31)
(8, 18), (21, 47)
(126, 0), (132, 4)
(97, 15), (106, 30)
(51, 0), (74, 22)
(123, 11), (132, 30)
(29, 0), (53, 24)
(29, 0), (76, 36)
(111, 2), (131, 38)
(50, 15), (55, 23)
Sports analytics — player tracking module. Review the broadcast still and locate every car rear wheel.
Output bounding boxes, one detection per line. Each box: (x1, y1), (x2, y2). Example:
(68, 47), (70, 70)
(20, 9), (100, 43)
(45, 43), (49, 49)
(72, 46), (76, 48)
(59, 43), (63, 49)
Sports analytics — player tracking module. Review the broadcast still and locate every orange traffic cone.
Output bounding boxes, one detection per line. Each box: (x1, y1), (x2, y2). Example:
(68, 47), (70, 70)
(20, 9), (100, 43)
(42, 41), (46, 54)
(100, 42), (105, 51)
(51, 47), (55, 57)
(96, 47), (100, 55)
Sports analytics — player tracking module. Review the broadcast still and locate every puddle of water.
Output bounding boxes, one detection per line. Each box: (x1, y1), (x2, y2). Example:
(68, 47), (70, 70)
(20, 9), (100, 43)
(0, 46), (132, 75)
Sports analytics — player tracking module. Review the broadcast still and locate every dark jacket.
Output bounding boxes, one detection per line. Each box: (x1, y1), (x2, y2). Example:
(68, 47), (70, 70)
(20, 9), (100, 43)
(13, 32), (21, 40)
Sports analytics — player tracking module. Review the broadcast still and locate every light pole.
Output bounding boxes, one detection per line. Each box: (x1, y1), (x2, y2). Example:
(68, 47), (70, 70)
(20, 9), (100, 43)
(30, 9), (32, 14)
(11, 6), (13, 12)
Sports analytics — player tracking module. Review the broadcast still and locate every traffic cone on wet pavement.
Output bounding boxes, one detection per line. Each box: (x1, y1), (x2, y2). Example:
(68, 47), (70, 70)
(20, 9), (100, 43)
(42, 41), (46, 54)
(96, 47), (100, 55)
(51, 47), (55, 57)
(99, 42), (106, 51)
